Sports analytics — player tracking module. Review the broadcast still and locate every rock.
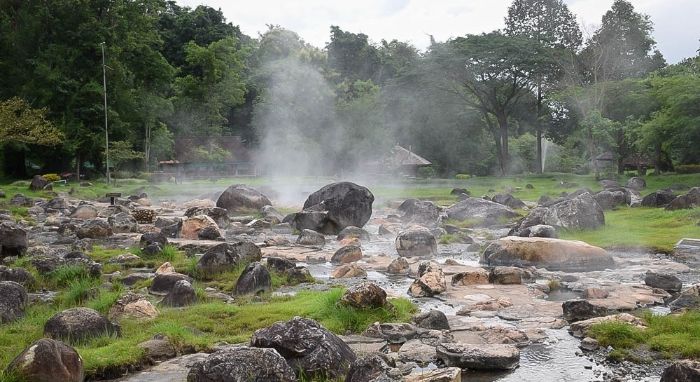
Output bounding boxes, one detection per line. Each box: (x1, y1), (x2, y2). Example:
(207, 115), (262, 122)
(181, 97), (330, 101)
(44, 197), (68, 211)
(161, 280), (197, 307)
(445, 197), (518, 225)
(108, 293), (158, 321)
(29, 175), (49, 191)
(216, 184), (272, 213)
(669, 285), (700, 312)
(345, 354), (402, 382)
(150, 272), (192, 295)
(594, 190), (626, 210)
(399, 339), (438, 365)
(296, 229), (326, 246)
(489, 266), (527, 284)
(562, 300), (611, 322)
(233, 262), (271, 295)
(266, 257), (296, 273)
(108, 212), (138, 233)
(187, 346), (296, 382)
(363, 322), (418, 344)
(332, 264), (367, 278)
(406, 367), (461, 382)
(337, 226), (370, 242)
(526, 224), (558, 238)
(451, 268), (489, 286)
(184, 206), (229, 228)
(641, 190), (676, 207)
(395, 227), (437, 257)
(332, 245), (363, 264)
(387, 257), (410, 274)
(340, 281), (387, 309)
(436, 343), (520, 370)
(412, 310), (449, 330)
(5, 338), (84, 382)
(599, 179), (620, 189)
(288, 210), (331, 234)
(132, 208), (156, 224)
(140, 232), (168, 248)
(197, 226), (223, 240)
(0, 266), (35, 285)
(180, 215), (220, 240)
(626, 177), (646, 190)
(666, 188), (700, 210)
(583, 287), (609, 299)
(579, 337), (599, 351)
(0, 221), (27, 258)
(142, 243), (162, 256)
(44, 307), (119, 343)
(138, 336), (176, 361)
(76, 219), (112, 239)
(285, 266), (313, 284)
(492, 194), (526, 209)
(481, 237), (614, 272)
(299, 182), (374, 234)
(29, 256), (101, 278)
(660, 360), (700, 382)
(0, 281), (28, 323)
(645, 271), (682, 293)
(408, 262), (446, 297)
(261, 205), (284, 222)
(250, 316), (356, 379)
(515, 192), (604, 232)
(70, 205), (98, 220)
(398, 199), (442, 226)
(197, 242), (261, 277)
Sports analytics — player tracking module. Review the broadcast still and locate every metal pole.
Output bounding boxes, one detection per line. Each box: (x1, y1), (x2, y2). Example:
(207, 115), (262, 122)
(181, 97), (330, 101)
(101, 42), (111, 185)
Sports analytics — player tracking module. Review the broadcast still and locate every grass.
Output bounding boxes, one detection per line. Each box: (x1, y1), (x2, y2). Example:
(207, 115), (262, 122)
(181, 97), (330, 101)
(589, 311), (700, 361)
(0, 288), (414, 380)
(561, 207), (700, 252)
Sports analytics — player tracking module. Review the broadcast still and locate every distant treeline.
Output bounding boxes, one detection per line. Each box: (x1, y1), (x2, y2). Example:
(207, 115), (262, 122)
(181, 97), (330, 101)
(0, 0), (698, 178)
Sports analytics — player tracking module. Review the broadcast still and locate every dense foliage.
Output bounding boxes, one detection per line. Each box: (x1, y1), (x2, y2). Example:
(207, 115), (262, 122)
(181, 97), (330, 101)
(0, 0), (697, 178)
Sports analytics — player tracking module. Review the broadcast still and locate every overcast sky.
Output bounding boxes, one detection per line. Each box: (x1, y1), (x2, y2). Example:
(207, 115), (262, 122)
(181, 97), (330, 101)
(177, 0), (700, 63)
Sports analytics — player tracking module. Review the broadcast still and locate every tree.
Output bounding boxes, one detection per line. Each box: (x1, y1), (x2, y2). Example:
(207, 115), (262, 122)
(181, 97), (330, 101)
(429, 32), (551, 174)
(0, 97), (64, 146)
(505, 0), (582, 172)
(327, 26), (380, 82)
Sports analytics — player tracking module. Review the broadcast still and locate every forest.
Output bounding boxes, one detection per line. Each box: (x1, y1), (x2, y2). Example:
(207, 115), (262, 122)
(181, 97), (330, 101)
(0, 0), (698, 179)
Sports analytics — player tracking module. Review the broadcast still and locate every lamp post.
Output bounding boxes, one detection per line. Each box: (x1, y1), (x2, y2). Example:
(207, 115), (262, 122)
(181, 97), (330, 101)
(101, 42), (110, 185)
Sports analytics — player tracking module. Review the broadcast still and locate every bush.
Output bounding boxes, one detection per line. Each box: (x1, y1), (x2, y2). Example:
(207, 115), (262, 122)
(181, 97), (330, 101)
(417, 166), (437, 179)
(455, 174), (471, 179)
(41, 173), (61, 182)
(676, 164), (700, 174)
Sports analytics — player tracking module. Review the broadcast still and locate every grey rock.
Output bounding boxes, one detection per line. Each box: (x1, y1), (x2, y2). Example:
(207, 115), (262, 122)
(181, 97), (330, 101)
(233, 262), (271, 295)
(44, 307), (119, 343)
(395, 228), (437, 257)
(161, 280), (197, 307)
(644, 271), (682, 293)
(296, 229), (326, 246)
(216, 184), (272, 213)
(436, 342), (520, 370)
(0, 281), (28, 323)
(187, 346), (296, 382)
(5, 338), (84, 382)
(412, 310), (449, 330)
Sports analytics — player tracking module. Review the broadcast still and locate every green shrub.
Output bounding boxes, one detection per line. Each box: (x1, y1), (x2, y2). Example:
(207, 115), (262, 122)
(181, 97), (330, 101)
(676, 164), (700, 174)
(455, 174), (471, 179)
(417, 166), (438, 179)
(41, 173), (61, 182)
(45, 265), (94, 288)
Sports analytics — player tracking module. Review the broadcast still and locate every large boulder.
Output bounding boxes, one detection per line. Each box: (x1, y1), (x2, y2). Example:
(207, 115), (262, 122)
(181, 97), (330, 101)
(593, 190), (626, 210)
(0, 221), (27, 258)
(645, 271), (682, 293)
(0, 265), (35, 285)
(75, 219), (112, 239)
(5, 338), (84, 382)
(233, 262), (271, 295)
(29, 175), (49, 191)
(408, 262), (446, 297)
(641, 190), (676, 207)
(492, 194), (526, 209)
(180, 215), (220, 240)
(562, 300), (611, 322)
(161, 280), (197, 307)
(345, 354), (402, 382)
(514, 192), (604, 232)
(660, 360), (700, 382)
(216, 184), (272, 213)
(666, 188), (700, 210)
(436, 343), (520, 370)
(398, 199), (442, 226)
(331, 245), (363, 264)
(197, 242), (261, 277)
(0, 281), (28, 323)
(669, 285), (700, 312)
(70, 205), (99, 220)
(395, 227), (437, 257)
(107, 293), (158, 321)
(44, 308), (119, 343)
(187, 346), (296, 382)
(340, 281), (387, 309)
(445, 197), (518, 225)
(481, 237), (614, 272)
(250, 316), (356, 379)
(387, 257), (410, 274)
(296, 229), (325, 246)
(149, 272), (192, 295)
(184, 206), (230, 228)
(412, 310), (449, 330)
(626, 177), (646, 190)
(108, 212), (138, 233)
(296, 182), (374, 234)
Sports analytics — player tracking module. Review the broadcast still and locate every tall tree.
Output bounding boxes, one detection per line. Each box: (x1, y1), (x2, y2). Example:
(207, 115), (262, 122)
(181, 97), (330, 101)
(327, 26), (380, 82)
(505, 0), (582, 172)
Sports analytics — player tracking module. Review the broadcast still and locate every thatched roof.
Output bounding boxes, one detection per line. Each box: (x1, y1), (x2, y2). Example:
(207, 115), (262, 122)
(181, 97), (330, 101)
(387, 145), (431, 167)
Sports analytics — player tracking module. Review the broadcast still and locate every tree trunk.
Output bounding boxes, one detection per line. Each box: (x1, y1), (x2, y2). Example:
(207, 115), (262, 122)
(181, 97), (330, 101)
(484, 113), (505, 176)
(654, 142), (662, 175)
(496, 112), (509, 174)
(536, 84), (543, 173)
(617, 156), (624, 175)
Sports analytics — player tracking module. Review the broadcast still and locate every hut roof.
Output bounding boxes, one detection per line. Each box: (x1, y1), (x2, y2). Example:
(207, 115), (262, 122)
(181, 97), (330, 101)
(388, 145), (431, 167)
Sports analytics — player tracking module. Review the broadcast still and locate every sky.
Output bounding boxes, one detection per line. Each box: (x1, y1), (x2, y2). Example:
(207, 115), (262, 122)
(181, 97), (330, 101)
(177, 0), (700, 63)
